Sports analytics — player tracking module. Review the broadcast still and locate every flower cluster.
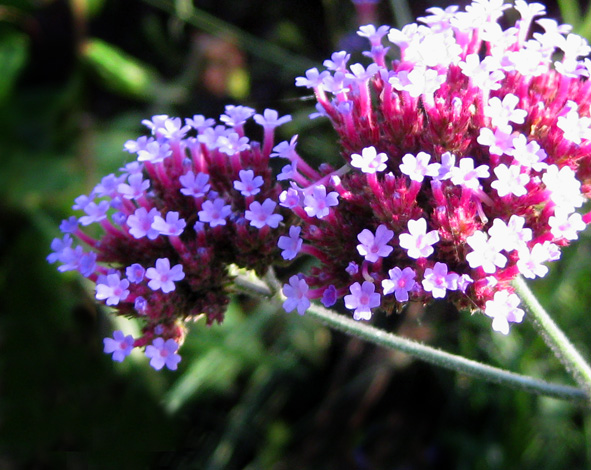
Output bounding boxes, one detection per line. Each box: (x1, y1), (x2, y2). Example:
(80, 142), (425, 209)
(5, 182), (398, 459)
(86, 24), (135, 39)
(285, 0), (591, 334)
(48, 107), (293, 368)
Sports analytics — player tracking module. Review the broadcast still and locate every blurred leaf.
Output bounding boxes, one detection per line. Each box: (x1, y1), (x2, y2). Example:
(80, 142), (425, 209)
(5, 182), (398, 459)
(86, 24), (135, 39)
(80, 38), (160, 100)
(0, 29), (28, 104)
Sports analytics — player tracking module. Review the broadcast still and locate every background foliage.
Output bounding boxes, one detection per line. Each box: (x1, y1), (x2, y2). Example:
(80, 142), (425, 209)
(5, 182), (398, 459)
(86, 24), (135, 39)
(1, 0), (591, 468)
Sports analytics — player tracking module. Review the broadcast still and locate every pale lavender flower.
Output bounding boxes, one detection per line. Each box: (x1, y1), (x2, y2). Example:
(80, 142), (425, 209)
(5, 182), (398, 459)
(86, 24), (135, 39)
(103, 330), (135, 362)
(282, 275), (310, 315)
(421, 262), (459, 299)
(356, 224), (394, 263)
(145, 338), (182, 371)
(344, 281), (381, 321)
(151, 211), (186, 237)
(145, 258), (185, 293)
(180, 171), (210, 198)
(126, 263), (146, 283)
(234, 169), (264, 197)
(278, 226), (303, 260)
(465, 231), (507, 273)
(95, 273), (130, 306)
(303, 185), (339, 219)
(382, 267), (417, 302)
(198, 198), (232, 227)
(245, 199), (283, 229)
(127, 207), (162, 240)
(399, 151), (439, 182)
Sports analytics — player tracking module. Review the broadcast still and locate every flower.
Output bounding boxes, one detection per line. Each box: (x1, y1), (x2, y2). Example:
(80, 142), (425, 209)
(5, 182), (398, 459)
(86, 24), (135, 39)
(382, 267), (416, 302)
(103, 330), (135, 363)
(356, 224), (394, 263)
(145, 338), (182, 371)
(484, 290), (525, 335)
(399, 218), (440, 259)
(50, 109), (293, 367)
(96, 273), (130, 306)
(288, 0), (590, 331)
(145, 258), (185, 293)
(278, 226), (303, 260)
(344, 281), (381, 320)
(282, 275), (311, 315)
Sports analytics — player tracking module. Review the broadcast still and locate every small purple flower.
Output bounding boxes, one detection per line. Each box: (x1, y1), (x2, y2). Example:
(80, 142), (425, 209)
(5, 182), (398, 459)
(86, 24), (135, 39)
(245, 199), (283, 229)
(151, 211), (186, 237)
(217, 132), (250, 155)
(126, 263), (146, 283)
(279, 187), (302, 209)
(233, 170), (264, 197)
(399, 218), (440, 259)
(350, 146), (388, 174)
(103, 330), (135, 363)
(198, 198), (232, 227)
(180, 171), (210, 197)
(277, 162), (298, 181)
(145, 258), (185, 293)
(356, 224), (394, 262)
(484, 290), (525, 335)
(47, 234), (73, 264)
(56, 245), (97, 277)
(321, 285), (338, 307)
(145, 337), (182, 371)
(134, 296), (147, 314)
(118, 173), (150, 200)
(96, 273), (130, 306)
(278, 226), (303, 260)
(549, 209), (586, 240)
(421, 262), (459, 299)
(253, 109), (292, 129)
(79, 200), (110, 226)
(346, 262), (359, 275)
(127, 207), (162, 240)
(220, 105), (255, 127)
(282, 275), (311, 315)
(271, 135), (298, 159)
(137, 140), (172, 163)
(382, 266), (417, 302)
(344, 281), (381, 321)
(59, 216), (79, 233)
(303, 185), (339, 219)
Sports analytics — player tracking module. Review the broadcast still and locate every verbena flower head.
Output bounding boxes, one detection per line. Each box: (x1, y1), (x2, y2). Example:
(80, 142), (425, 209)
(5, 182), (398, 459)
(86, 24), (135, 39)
(49, 109), (293, 367)
(290, 0), (591, 334)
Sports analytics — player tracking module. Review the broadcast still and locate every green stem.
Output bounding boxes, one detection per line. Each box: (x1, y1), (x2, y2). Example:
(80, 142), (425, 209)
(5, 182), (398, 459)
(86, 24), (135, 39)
(142, 0), (318, 76)
(234, 274), (588, 403)
(513, 276), (591, 398)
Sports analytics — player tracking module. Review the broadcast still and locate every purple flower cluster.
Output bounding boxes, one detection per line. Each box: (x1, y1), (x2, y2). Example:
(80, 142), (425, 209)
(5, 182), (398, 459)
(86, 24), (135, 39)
(284, 0), (591, 334)
(49, 107), (293, 368)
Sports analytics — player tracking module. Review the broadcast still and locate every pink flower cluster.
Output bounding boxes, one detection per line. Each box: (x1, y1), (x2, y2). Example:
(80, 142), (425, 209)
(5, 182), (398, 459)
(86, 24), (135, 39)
(49, 107), (293, 368)
(284, 0), (591, 334)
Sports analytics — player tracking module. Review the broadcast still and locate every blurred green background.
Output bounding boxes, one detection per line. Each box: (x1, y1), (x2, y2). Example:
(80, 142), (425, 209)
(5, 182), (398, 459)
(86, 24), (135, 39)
(2, 0), (591, 468)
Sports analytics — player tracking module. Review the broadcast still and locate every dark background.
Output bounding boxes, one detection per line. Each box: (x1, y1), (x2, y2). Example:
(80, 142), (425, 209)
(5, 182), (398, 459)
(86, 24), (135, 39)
(1, 0), (591, 468)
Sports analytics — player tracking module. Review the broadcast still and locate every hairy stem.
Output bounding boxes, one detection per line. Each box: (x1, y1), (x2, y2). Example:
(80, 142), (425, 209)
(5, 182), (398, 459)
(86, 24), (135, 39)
(234, 274), (588, 403)
(513, 275), (591, 399)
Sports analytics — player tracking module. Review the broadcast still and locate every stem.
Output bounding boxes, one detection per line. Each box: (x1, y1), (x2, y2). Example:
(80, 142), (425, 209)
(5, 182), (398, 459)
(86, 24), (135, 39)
(234, 274), (588, 403)
(513, 276), (591, 398)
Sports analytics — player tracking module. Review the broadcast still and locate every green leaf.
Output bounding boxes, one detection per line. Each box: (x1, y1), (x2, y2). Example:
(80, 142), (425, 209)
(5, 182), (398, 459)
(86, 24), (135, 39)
(80, 38), (159, 100)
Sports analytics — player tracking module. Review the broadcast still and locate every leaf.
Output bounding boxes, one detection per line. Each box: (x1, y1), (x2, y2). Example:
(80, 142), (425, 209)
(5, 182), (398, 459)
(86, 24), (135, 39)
(80, 38), (159, 100)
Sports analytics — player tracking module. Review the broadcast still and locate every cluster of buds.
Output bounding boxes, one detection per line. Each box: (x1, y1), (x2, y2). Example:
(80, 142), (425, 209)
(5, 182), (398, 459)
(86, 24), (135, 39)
(283, 0), (591, 334)
(48, 107), (293, 369)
